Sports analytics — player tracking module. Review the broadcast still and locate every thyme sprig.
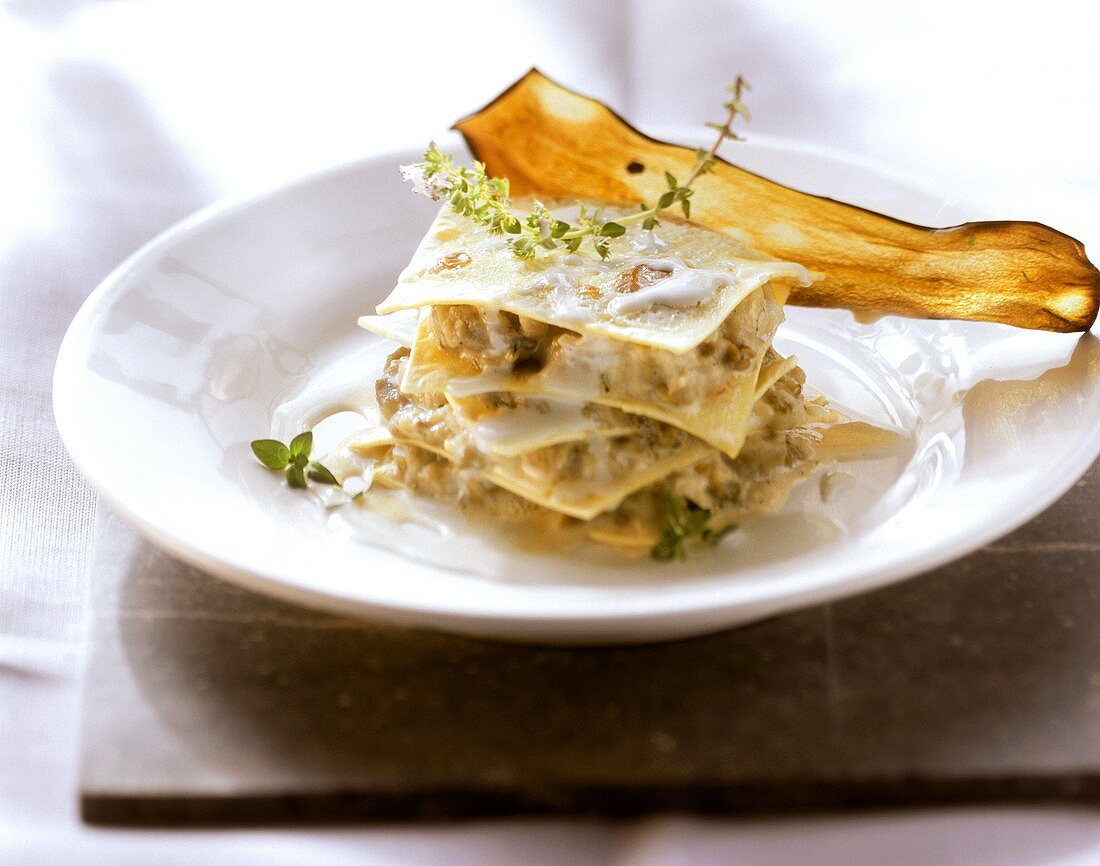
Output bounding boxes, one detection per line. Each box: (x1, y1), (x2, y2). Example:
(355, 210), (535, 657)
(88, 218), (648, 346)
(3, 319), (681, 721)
(251, 432), (340, 490)
(400, 76), (750, 260)
(651, 495), (735, 561)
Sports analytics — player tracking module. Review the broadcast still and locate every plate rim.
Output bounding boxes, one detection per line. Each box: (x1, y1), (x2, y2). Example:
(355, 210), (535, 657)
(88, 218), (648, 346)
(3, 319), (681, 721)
(53, 134), (1100, 641)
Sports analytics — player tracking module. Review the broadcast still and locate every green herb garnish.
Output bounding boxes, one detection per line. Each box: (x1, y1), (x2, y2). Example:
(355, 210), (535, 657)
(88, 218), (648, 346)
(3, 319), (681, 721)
(250, 431), (340, 491)
(651, 495), (735, 561)
(401, 77), (751, 260)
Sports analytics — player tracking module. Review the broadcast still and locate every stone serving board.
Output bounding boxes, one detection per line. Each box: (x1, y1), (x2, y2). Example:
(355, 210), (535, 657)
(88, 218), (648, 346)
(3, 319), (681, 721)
(80, 460), (1100, 824)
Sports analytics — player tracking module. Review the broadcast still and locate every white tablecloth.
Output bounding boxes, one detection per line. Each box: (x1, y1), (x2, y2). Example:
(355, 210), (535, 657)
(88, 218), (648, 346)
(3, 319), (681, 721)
(3, 1), (1099, 862)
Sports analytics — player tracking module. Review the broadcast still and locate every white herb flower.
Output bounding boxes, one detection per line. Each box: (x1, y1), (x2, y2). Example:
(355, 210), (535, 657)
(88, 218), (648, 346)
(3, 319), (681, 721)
(399, 163), (447, 199)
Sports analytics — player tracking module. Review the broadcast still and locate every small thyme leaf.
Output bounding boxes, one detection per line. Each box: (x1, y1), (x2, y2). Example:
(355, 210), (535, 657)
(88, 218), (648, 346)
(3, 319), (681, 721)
(600, 221), (626, 237)
(658, 190), (676, 210)
(652, 495), (733, 561)
(252, 433), (344, 493)
(307, 462), (339, 485)
(285, 459), (307, 489)
(289, 431), (312, 459)
(664, 171), (678, 190)
(702, 524), (737, 545)
(251, 439), (291, 470)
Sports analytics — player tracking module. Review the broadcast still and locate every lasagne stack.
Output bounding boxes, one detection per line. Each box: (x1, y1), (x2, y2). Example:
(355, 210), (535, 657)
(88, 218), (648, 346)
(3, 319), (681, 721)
(349, 204), (827, 554)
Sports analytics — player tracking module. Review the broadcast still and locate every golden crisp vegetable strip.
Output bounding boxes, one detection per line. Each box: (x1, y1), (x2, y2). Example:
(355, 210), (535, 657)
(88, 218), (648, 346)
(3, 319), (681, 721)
(454, 69), (1099, 333)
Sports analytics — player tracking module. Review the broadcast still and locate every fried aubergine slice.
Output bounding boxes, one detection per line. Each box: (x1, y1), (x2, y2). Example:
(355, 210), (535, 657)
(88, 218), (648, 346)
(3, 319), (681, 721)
(455, 69), (1099, 333)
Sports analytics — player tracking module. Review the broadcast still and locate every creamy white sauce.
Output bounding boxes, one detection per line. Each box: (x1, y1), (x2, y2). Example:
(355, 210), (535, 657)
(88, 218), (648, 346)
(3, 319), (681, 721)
(445, 371), (522, 398)
(630, 229), (669, 256)
(607, 258), (730, 314)
(443, 330), (621, 402)
(466, 400), (599, 453)
(271, 383), (377, 442)
(524, 267), (597, 327)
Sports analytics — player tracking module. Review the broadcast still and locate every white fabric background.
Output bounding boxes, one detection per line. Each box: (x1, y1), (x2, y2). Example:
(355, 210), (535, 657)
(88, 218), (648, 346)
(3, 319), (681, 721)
(3, 1), (1099, 862)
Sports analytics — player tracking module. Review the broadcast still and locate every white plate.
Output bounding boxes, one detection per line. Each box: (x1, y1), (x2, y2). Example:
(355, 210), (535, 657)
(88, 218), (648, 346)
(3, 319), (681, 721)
(54, 132), (1100, 644)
